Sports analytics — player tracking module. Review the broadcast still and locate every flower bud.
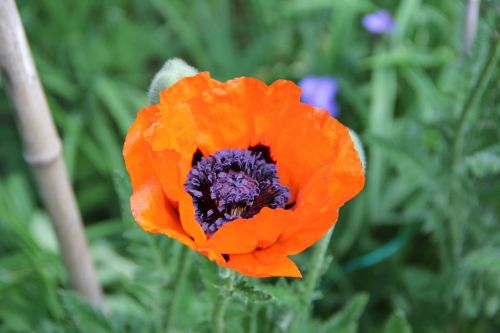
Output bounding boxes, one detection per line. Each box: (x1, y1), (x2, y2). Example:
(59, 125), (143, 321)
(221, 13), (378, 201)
(148, 58), (198, 105)
(349, 129), (366, 173)
(217, 267), (232, 280)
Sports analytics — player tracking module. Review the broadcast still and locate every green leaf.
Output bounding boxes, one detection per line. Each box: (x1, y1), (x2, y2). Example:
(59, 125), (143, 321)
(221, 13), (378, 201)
(59, 290), (114, 333)
(112, 169), (133, 223)
(463, 144), (500, 178)
(94, 77), (135, 135)
(382, 310), (412, 333)
(464, 247), (500, 272)
(319, 293), (369, 333)
(392, 0), (421, 42)
(231, 280), (272, 303)
(257, 280), (300, 305)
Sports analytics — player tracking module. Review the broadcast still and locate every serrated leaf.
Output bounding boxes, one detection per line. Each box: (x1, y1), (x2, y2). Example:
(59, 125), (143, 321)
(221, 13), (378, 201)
(59, 290), (113, 333)
(319, 293), (369, 333)
(231, 280), (272, 303)
(112, 169), (133, 222)
(464, 247), (500, 272)
(257, 281), (300, 305)
(463, 144), (500, 178)
(383, 310), (412, 333)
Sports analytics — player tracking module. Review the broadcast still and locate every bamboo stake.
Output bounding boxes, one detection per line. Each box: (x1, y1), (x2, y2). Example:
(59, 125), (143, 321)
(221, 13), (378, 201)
(463, 0), (480, 55)
(0, 0), (103, 307)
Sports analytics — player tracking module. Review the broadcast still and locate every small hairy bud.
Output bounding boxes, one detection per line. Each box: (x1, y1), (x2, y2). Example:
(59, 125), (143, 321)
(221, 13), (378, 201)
(148, 58), (198, 105)
(349, 129), (366, 173)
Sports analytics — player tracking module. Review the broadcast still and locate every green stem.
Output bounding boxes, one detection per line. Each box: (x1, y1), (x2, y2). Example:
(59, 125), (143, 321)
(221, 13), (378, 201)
(301, 228), (334, 307)
(286, 228), (334, 332)
(212, 269), (235, 333)
(452, 32), (500, 168)
(447, 31), (499, 268)
(165, 246), (193, 332)
(247, 303), (258, 333)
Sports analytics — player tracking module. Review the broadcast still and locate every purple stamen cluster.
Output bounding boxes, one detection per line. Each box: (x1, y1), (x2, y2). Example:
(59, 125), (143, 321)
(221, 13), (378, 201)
(185, 148), (290, 235)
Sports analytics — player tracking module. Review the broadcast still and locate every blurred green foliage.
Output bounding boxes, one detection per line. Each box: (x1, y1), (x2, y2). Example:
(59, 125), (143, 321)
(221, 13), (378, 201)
(1, 0), (499, 332)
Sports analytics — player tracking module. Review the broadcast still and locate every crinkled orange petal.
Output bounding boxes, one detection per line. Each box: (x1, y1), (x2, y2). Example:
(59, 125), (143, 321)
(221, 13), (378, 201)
(198, 248), (227, 264)
(149, 149), (182, 203)
(200, 221), (258, 254)
(224, 253), (302, 278)
(255, 211), (338, 261)
(199, 208), (292, 254)
(147, 72), (221, 154)
(287, 117), (364, 236)
(159, 71), (221, 106)
(251, 80), (302, 147)
(269, 105), (337, 198)
(257, 120), (364, 258)
(145, 103), (198, 154)
(130, 180), (194, 249)
(123, 105), (160, 190)
(137, 73), (220, 202)
(187, 77), (267, 154)
(295, 152), (365, 215)
(178, 190), (207, 244)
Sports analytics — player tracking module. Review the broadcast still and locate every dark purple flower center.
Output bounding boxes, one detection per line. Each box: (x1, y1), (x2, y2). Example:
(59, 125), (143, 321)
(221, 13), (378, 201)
(185, 147), (290, 235)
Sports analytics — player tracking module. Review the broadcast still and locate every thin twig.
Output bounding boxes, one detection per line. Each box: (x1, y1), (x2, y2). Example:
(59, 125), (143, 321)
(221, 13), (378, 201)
(0, 0), (103, 307)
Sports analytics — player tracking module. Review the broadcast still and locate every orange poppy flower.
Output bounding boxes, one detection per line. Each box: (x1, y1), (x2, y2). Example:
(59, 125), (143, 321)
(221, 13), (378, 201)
(123, 72), (364, 278)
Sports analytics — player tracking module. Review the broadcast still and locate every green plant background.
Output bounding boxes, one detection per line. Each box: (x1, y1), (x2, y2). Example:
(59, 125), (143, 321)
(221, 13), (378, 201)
(0, 0), (499, 332)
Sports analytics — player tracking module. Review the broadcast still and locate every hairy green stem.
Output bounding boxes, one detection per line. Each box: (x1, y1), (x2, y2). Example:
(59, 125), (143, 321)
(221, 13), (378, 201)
(165, 246), (193, 332)
(287, 228), (334, 331)
(247, 304), (258, 333)
(212, 269), (235, 333)
(452, 32), (500, 168)
(447, 30), (499, 267)
(301, 228), (334, 307)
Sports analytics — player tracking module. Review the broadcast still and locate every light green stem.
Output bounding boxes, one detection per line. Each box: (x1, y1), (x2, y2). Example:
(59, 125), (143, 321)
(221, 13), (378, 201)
(448, 31), (499, 266)
(212, 269), (235, 333)
(165, 246), (192, 332)
(301, 228), (334, 307)
(452, 32), (500, 168)
(247, 304), (258, 333)
(287, 228), (334, 332)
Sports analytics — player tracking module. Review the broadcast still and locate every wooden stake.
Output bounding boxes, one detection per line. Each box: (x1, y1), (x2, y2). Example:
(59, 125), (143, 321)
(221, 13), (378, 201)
(463, 0), (481, 55)
(0, 0), (103, 307)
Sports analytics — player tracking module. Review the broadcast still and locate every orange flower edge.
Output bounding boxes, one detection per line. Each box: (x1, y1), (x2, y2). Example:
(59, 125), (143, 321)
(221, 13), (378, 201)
(123, 72), (365, 278)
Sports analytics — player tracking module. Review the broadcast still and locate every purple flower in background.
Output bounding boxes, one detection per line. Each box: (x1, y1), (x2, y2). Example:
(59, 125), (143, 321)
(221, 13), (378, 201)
(299, 76), (339, 117)
(362, 10), (395, 34)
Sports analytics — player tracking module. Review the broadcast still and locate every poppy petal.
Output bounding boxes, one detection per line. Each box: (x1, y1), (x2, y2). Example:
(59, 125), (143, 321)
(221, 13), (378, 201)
(145, 103), (198, 154)
(200, 208), (292, 254)
(179, 191), (207, 243)
(144, 73), (222, 201)
(269, 121), (363, 256)
(270, 106), (337, 197)
(149, 149), (182, 203)
(252, 79), (302, 146)
(145, 73), (220, 156)
(260, 211), (338, 259)
(123, 105), (160, 190)
(130, 180), (194, 248)
(188, 77), (268, 154)
(159, 71), (221, 106)
(224, 253), (302, 278)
